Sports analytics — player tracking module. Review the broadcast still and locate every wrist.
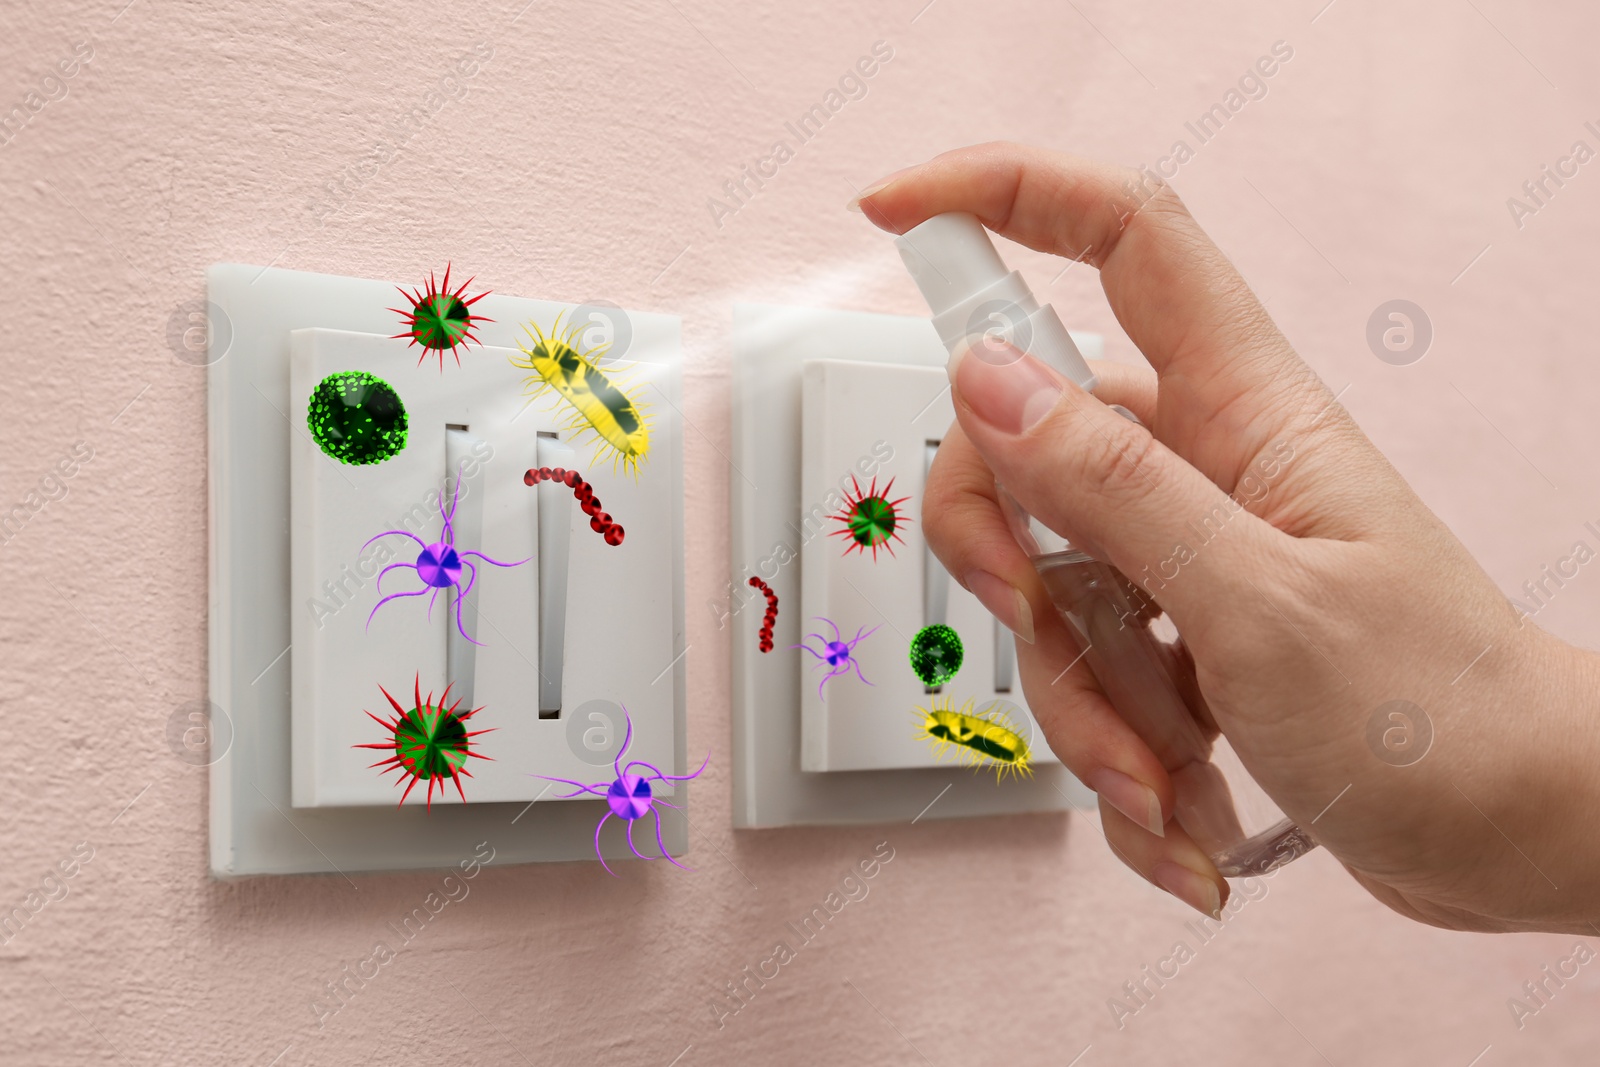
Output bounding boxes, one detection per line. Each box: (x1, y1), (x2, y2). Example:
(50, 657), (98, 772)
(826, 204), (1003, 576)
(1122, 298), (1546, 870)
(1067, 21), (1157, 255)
(1479, 629), (1600, 933)
(1535, 637), (1600, 931)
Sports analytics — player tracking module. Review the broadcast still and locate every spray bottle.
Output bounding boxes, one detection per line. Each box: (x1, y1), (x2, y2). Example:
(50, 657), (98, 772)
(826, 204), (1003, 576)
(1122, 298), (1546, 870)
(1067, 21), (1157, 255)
(895, 212), (1315, 876)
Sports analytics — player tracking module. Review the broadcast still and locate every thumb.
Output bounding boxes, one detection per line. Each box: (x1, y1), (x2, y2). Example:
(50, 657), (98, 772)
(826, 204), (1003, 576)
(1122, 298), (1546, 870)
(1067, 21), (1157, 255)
(950, 338), (1279, 621)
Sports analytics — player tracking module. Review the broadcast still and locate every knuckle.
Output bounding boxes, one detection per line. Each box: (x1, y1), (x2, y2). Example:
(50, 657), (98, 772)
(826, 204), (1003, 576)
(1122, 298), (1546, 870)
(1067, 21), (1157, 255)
(1077, 416), (1163, 501)
(1139, 183), (1189, 220)
(920, 500), (957, 554)
(920, 488), (980, 567)
(921, 457), (965, 514)
(920, 469), (965, 543)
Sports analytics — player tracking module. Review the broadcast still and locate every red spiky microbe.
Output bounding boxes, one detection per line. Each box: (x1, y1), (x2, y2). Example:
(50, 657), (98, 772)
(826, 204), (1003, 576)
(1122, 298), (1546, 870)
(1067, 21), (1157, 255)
(389, 263), (493, 370)
(354, 675), (494, 809)
(828, 475), (911, 561)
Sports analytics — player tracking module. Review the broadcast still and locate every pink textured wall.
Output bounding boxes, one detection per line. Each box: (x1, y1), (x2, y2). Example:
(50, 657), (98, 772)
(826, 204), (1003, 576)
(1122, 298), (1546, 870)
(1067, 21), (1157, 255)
(4, 0), (1599, 1063)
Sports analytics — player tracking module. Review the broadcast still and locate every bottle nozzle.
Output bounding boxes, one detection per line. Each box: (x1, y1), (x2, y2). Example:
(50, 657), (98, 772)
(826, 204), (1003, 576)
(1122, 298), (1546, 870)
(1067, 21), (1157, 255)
(895, 213), (1010, 314)
(894, 212), (1097, 392)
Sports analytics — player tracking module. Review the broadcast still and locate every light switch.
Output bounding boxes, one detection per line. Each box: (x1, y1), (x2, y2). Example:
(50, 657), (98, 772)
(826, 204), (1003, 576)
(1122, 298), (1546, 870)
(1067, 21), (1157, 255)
(798, 358), (1055, 773)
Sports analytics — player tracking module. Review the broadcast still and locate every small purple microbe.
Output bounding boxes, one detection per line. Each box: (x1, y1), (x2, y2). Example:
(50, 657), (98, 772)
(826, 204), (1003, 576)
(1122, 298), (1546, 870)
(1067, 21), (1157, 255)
(793, 616), (879, 701)
(364, 468), (528, 646)
(536, 712), (709, 877)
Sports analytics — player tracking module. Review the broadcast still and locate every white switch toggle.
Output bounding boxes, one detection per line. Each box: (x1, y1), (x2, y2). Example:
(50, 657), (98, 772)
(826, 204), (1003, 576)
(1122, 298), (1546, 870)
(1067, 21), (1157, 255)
(536, 435), (574, 717)
(445, 426), (487, 708)
(922, 439), (950, 629)
(994, 617), (1015, 693)
(922, 438), (951, 694)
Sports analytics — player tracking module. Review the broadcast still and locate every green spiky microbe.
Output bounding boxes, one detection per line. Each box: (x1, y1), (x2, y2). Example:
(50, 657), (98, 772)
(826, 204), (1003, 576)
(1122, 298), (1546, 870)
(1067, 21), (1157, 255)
(848, 496), (897, 546)
(307, 371), (408, 465)
(393, 702), (470, 779)
(411, 292), (472, 350)
(910, 624), (964, 687)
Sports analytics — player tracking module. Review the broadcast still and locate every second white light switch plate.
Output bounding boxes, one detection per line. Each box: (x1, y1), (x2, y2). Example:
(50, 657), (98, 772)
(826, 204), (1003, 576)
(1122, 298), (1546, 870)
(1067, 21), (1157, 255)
(798, 358), (1060, 774)
(730, 302), (1099, 829)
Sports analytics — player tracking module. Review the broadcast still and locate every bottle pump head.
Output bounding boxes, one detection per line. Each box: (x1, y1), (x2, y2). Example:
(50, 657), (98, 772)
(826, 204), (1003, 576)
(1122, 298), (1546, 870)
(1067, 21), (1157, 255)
(894, 212), (1097, 392)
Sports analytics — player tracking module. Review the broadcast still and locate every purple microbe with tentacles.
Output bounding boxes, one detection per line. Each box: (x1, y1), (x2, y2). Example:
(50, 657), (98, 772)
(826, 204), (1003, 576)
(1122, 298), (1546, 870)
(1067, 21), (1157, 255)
(536, 711), (709, 877)
(793, 616), (879, 700)
(364, 469), (528, 645)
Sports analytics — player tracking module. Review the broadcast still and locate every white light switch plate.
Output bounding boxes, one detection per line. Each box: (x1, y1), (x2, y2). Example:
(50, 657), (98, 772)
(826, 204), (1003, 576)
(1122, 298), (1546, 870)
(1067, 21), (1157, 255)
(207, 264), (687, 876)
(730, 303), (1097, 828)
(798, 358), (1060, 774)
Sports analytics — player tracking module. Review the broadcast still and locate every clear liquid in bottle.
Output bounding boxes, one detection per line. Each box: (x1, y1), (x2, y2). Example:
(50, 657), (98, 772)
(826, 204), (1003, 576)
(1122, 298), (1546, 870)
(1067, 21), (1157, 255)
(1032, 547), (1316, 876)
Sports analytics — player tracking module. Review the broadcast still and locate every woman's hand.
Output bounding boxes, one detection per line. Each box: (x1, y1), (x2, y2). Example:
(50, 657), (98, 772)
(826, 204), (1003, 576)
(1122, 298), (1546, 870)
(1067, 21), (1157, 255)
(854, 142), (1600, 933)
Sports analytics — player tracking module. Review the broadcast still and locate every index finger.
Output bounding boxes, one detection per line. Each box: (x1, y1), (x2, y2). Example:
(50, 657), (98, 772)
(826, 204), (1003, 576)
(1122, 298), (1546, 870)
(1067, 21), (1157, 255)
(854, 142), (1329, 479)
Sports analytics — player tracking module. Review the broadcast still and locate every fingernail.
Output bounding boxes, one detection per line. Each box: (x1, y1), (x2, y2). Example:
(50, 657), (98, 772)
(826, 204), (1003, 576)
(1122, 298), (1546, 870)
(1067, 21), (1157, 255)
(951, 339), (1063, 435)
(945, 337), (967, 385)
(966, 570), (1035, 644)
(1152, 861), (1224, 920)
(1085, 767), (1164, 837)
(846, 168), (909, 211)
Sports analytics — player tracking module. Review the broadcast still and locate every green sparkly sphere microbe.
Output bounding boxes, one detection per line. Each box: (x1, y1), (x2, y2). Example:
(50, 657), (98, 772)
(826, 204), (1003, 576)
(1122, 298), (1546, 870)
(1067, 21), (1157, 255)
(307, 371), (409, 466)
(909, 624), (964, 687)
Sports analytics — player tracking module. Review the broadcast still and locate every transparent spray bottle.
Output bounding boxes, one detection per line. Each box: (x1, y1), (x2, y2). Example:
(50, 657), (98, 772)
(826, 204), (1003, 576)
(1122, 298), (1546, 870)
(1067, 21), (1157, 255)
(895, 213), (1316, 876)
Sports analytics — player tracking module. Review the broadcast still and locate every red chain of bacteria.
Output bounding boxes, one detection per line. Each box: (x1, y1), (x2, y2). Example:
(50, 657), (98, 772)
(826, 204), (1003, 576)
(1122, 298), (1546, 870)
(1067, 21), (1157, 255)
(748, 576), (778, 653)
(522, 467), (625, 546)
